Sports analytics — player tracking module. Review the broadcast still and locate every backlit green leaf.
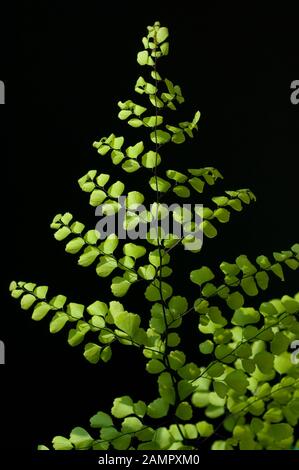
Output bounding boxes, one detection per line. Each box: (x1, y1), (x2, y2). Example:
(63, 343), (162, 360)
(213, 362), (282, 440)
(254, 351), (274, 374)
(123, 243), (146, 259)
(150, 130), (171, 144)
(90, 189), (107, 206)
(90, 412), (113, 428)
(190, 266), (215, 286)
(126, 141), (144, 159)
(122, 159), (140, 173)
(142, 151), (161, 168)
(50, 312), (68, 333)
(70, 427), (93, 450)
(111, 277), (131, 297)
(52, 436), (73, 451)
(175, 402), (193, 421)
(147, 398), (169, 419)
(226, 292), (244, 310)
(108, 181), (125, 198)
(21, 294), (36, 310)
(96, 256), (118, 277)
(149, 176), (171, 192)
(84, 343), (102, 364)
(146, 359), (165, 374)
(111, 396), (134, 418)
(268, 423), (293, 440)
(225, 370), (248, 394)
(232, 307), (260, 326)
(65, 237), (85, 254)
(156, 27), (169, 43)
(32, 302), (51, 320)
(241, 276), (259, 296)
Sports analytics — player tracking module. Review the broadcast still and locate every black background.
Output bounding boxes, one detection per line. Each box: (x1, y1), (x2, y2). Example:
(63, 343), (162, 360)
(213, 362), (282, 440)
(1, 0), (299, 461)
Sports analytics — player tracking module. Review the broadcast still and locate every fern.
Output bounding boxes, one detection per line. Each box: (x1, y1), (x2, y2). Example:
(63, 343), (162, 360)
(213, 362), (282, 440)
(10, 21), (299, 451)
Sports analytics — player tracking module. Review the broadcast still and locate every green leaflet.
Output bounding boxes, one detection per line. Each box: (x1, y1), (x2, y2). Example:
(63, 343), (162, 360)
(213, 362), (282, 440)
(232, 307), (260, 326)
(168, 296), (188, 316)
(146, 359), (165, 374)
(147, 398), (169, 419)
(168, 350), (186, 370)
(21, 294), (37, 310)
(226, 292), (244, 310)
(122, 159), (140, 173)
(138, 264), (156, 280)
(84, 343), (102, 364)
(87, 301), (108, 317)
(52, 436), (73, 450)
(84, 230), (100, 245)
(270, 332), (290, 355)
(111, 309), (141, 337)
(173, 185), (190, 198)
(268, 423), (293, 440)
(123, 243), (146, 259)
(196, 421), (214, 437)
(254, 351), (274, 374)
(199, 340), (214, 354)
(107, 181), (125, 198)
(137, 50), (150, 66)
(145, 280), (173, 302)
(158, 372), (176, 405)
(100, 234), (119, 254)
(70, 427), (94, 450)
(207, 362), (225, 378)
(111, 277), (131, 297)
(156, 26), (169, 43)
(50, 312), (69, 333)
(142, 151), (161, 168)
(65, 237), (85, 254)
(241, 276), (258, 296)
(96, 256), (118, 277)
(225, 370), (249, 395)
(201, 220), (218, 238)
(143, 116), (163, 127)
(54, 226), (71, 241)
(150, 130), (171, 144)
(32, 302), (51, 320)
(175, 402), (193, 421)
(189, 176), (204, 193)
(126, 191), (144, 207)
(190, 266), (215, 286)
(78, 246), (100, 267)
(166, 169), (188, 183)
(90, 411), (113, 428)
(126, 141), (144, 159)
(149, 248), (170, 267)
(149, 176), (171, 193)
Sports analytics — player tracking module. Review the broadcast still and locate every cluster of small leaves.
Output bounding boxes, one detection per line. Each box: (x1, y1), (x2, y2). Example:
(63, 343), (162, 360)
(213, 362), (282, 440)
(8, 280), (154, 364)
(36, 286), (299, 450)
(38, 396), (216, 451)
(191, 244), (299, 303)
(10, 21), (299, 451)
